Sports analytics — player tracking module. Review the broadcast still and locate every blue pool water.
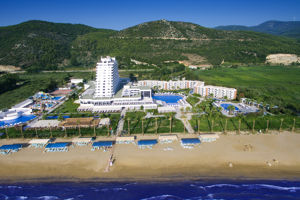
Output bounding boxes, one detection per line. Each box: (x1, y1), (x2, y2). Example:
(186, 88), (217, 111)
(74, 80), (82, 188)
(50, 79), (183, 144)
(0, 179), (299, 200)
(52, 96), (62, 101)
(0, 115), (36, 128)
(221, 103), (239, 111)
(152, 95), (183, 104)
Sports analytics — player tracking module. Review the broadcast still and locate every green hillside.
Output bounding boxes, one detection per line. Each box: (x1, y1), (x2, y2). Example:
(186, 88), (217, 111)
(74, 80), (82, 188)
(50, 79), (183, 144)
(1, 20), (300, 69)
(0, 20), (115, 69)
(72, 20), (300, 66)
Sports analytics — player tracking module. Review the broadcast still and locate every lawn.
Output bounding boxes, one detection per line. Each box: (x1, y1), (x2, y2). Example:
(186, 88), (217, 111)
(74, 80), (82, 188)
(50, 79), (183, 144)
(186, 95), (200, 106)
(52, 98), (80, 114)
(189, 114), (299, 133)
(123, 111), (185, 134)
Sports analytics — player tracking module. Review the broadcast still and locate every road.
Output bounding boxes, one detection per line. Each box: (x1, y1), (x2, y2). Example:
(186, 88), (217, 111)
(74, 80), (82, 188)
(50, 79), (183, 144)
(7, 69), (155, 74)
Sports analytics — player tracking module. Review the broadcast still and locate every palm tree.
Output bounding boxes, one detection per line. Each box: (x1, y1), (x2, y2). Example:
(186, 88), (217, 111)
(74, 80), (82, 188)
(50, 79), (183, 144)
(169, 115), (173, 133)
(127, 117), (131, 135)
(155, 117), (158, 134)
(236, 113), (243, 134)
(64, 127), (67, 137)
(197, 117), (201, 134)
(20, 125), (24, 138)
(279, 118), (284, 132)
(77, 119), (81, 136)
(227, 105), (235, 115)
(93, 120), (96, 137)
(49, 123), (53, 138)
(224, 118), (228, 134)
(266, 119), (269, 133)
(107, 125), (110, 136)
(142, 118), (144, 135)
(252, 118), (256, 134)
(35, 127), (38, 138)
(5, 127), (9, 139)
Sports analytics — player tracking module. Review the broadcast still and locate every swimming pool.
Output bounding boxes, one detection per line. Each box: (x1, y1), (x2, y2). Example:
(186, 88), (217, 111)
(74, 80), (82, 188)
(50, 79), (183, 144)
(52, 96), (63, 101)
(152, 95), (183, 104)
(0, 115), (36, 128)
(221, 103), (239, 111)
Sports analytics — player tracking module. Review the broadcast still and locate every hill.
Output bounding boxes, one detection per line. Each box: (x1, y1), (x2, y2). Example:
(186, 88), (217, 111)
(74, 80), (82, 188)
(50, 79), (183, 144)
(72, 20), (300, 66)
(1, 20), (300, 69)
(215, 20), (300, 39)
(0, 20), (115, 70)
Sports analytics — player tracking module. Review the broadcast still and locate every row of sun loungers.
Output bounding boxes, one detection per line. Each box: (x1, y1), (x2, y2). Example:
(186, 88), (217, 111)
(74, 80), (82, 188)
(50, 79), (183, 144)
(45, 147), (68, 152)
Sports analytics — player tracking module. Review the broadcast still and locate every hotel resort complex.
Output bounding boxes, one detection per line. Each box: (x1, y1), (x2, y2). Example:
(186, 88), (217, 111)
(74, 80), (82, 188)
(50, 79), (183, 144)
(0, 56), (241, 130)
(78, 56), (237, 113)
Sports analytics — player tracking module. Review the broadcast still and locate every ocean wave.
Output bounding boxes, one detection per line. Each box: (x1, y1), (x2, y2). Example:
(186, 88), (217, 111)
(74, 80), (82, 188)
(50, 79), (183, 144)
(16, 196), (28, 200)
(0, 193), (8, 200)
(112, 187), (128, 191)
(100, 188), (109, 192)
(140, 194), (183, 200)
(242, 184), (300, 192)
(190, 183), (240, 190)
(124, 182), (137, 186)
(7, 185), (22, 189)
(37, 196), (59, 200)
(205, 184), (241, 189)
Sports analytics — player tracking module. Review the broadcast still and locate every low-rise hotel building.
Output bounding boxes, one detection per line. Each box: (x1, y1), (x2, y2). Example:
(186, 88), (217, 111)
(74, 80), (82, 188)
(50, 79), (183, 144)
(194, 85), (237, 100)
(138, 80), (203, 90)
(138, 80), (237, 100)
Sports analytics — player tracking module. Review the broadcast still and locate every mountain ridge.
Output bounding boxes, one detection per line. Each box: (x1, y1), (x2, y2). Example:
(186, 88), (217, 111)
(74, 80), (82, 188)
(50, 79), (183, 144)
(1, 19), (300, 69)
(215, 20), (300, 39)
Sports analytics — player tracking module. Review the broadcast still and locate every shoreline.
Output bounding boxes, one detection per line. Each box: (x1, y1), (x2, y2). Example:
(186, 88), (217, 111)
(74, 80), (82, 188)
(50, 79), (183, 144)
(0, 132), (300, 183)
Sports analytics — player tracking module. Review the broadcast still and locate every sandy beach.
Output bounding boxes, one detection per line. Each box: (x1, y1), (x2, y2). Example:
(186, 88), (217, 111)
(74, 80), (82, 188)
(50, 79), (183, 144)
(0, 131), (300, 182)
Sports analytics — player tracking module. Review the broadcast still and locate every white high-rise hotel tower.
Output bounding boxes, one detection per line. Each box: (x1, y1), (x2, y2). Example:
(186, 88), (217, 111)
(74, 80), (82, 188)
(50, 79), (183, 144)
(94, 56), (120, 98)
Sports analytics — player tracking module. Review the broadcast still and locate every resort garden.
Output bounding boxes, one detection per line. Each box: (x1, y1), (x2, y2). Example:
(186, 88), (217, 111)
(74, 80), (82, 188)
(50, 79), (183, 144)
(123, 111), (185, 134)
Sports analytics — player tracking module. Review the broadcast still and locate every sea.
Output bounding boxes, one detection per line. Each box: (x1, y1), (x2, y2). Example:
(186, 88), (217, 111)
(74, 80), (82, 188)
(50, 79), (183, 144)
(0, 179), (299, 200)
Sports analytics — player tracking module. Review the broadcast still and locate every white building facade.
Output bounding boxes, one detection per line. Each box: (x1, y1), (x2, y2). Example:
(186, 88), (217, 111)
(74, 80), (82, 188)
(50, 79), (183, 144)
(194, 85), (237, 100)
(94, 57), (120, 98)
(138, 80), (237, 100)
(78, 57), (157, 112)
(138, 80), (203, 90)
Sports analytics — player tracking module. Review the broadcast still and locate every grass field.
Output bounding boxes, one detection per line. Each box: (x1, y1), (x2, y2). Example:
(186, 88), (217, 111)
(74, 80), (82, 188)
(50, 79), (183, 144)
(189, 114), (299, 133)
(52, 98), (80, 114)
(188, 65), (300, 113)
(123, 111), (185, 134)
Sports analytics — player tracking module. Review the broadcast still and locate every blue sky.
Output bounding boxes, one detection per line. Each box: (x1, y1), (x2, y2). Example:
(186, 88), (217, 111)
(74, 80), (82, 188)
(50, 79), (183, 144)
(0, 0), (299, 30)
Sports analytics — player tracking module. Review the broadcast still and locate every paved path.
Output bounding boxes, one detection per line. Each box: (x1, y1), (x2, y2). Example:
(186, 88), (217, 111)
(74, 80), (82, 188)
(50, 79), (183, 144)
(194, 97), (204, 107)
(116, 109), (126, 136)
(175, 110), (195, 134)
(9, 69), (155, 74)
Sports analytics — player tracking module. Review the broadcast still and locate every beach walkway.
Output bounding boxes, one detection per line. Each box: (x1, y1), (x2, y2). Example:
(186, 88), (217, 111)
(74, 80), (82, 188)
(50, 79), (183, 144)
(104, 144), (116, 172)
(116, 109), (126, 136)
(175, 110), (195, 134)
